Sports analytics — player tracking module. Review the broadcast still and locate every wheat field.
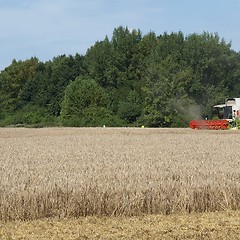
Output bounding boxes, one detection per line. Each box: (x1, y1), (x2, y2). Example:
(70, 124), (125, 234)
(0, 127), (240, 222)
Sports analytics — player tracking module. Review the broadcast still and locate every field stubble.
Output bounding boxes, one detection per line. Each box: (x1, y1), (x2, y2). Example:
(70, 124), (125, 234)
(0, 127), (240, 221)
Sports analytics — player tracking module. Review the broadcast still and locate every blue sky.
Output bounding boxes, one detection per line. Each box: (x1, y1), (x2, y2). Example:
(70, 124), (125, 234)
(0, 0), (240, 70)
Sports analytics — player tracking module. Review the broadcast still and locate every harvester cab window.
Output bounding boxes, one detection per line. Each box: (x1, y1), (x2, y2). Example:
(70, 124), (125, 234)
(224, 106), (232, 119)
(215, 106), (232, 119)
(217, 107), (224, 119)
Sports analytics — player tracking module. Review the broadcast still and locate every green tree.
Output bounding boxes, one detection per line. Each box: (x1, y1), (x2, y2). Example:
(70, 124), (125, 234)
(21, 54), (85, 116)
(0, 58), (38, 116)
(117, 90), (142, 124)
(60, 77), (110, 126)
(84, 37), (116, 88)
(183, 32), (239, 115)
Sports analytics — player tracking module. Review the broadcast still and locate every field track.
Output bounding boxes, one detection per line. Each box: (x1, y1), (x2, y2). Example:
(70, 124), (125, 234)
(0, 127), (240, 238)
(0, 211), (239, 239)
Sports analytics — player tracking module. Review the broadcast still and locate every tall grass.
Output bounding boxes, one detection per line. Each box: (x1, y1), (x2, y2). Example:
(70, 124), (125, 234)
(0, 128), (239, 221)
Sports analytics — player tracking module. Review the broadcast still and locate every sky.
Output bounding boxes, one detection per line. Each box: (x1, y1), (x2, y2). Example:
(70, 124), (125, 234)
(0, 0), (240, 70)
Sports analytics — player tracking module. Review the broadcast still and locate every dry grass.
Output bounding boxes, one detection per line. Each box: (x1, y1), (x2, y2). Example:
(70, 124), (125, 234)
(0, 127), (240, 221)
(0, 211), (239, 239)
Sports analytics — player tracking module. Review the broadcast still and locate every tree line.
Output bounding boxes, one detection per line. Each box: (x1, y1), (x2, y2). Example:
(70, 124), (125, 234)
(1, 26), (240, 127)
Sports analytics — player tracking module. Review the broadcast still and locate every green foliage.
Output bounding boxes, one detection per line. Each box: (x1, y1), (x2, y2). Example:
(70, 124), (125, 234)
(62, 107), (126, 127)
(0, 58), (38, 113)
(117, 90), (143, 123)
(1, 27), (240, 128)
(0, 104), (58, 127)
(117, 101), (141, 123)
(84, 26), (146, 120)
(60, 76), (109, 126)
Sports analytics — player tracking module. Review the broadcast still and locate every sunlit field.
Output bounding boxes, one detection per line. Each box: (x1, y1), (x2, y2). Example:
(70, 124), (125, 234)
(0, 127), (239, 239)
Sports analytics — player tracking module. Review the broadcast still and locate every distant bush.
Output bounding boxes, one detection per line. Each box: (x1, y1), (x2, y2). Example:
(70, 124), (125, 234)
(0, 105), (59, 127)
(62, 107), (126, 127)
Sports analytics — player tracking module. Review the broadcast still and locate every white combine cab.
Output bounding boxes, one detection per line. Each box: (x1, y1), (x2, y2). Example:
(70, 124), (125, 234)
(214, 98), (240, 123)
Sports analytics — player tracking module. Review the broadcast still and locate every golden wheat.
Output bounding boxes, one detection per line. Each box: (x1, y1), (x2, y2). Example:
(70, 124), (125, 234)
(0, 127), (239, 220)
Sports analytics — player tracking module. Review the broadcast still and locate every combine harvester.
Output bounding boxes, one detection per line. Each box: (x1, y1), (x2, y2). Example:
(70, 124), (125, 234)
(190, 98), (240, 130)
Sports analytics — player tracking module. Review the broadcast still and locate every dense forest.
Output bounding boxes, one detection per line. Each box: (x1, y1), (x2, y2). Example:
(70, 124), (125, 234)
(1, 26), (240, 127)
